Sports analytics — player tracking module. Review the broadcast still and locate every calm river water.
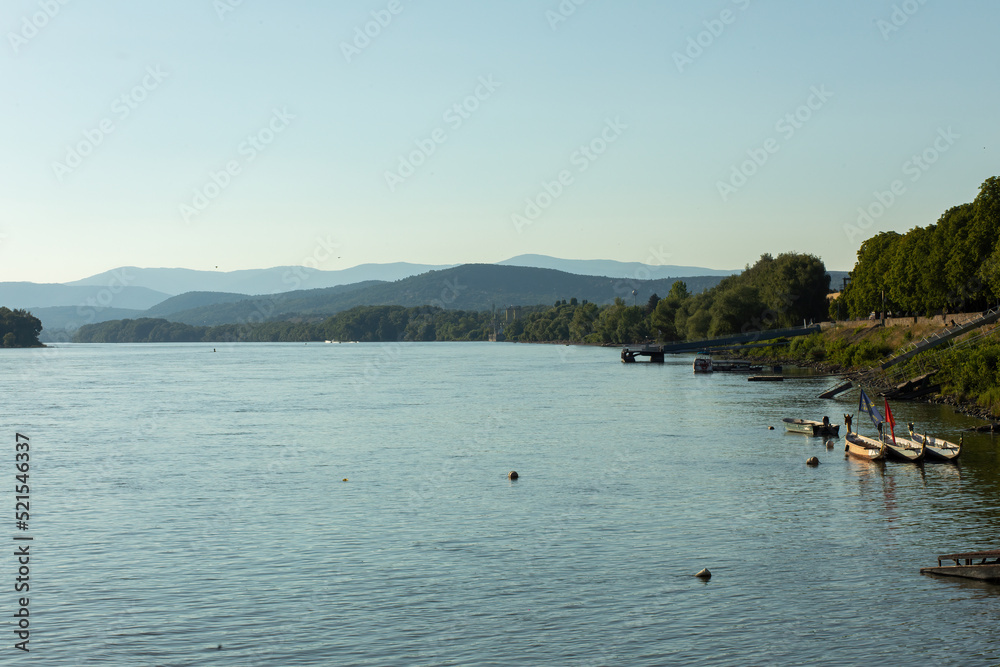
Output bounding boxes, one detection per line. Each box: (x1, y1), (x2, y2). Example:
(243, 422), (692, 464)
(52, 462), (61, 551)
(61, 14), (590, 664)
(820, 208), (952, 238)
(2, 342), (1000, 666)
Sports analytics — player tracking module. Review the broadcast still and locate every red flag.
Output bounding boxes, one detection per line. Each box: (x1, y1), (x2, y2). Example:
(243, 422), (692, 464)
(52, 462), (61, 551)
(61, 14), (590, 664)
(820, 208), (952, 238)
(884, 399), (896, 445)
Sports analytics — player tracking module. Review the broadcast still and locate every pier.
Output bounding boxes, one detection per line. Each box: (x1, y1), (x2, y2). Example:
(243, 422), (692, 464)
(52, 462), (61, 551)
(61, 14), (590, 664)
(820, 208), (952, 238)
(621, 324), (821, 362)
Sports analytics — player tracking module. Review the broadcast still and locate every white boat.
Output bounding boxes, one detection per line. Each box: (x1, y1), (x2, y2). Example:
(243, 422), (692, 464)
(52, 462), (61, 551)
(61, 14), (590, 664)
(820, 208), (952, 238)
(782, 417), (840, 436)
(907, 423), (961, 462)
(844, 430), (885, 460)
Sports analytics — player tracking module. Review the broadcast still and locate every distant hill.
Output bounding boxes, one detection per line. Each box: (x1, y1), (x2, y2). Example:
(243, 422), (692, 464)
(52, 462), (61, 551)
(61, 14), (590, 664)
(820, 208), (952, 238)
(60, 256), (740, 296)
(498, 254), (737, 279)
(65, 263), (452, 296)
(142, 291), (253, 318)
(155, 264), (730, 326)
(155, 280), (387, 325)
(33, 306), (145, 334)
(0, 282), (170, 310)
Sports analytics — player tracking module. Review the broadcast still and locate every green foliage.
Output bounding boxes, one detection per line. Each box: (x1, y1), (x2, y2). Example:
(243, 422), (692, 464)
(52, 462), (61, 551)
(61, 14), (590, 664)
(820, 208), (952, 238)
(0, 307), (43, 347)
(838, 176), (1000, 318)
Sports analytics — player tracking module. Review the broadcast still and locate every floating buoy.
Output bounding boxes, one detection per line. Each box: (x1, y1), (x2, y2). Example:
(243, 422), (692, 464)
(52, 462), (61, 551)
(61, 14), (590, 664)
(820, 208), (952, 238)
(807, 457), (819, 466)
(768, 426), (775, 430)
(342, 478), (348, 482)
(507, 471), (519, 480)
(695, 568), (711, 579)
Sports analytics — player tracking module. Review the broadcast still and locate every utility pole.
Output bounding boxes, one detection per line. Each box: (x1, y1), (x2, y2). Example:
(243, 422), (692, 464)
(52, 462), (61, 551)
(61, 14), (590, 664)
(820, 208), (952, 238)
(881, 289), (885, 327)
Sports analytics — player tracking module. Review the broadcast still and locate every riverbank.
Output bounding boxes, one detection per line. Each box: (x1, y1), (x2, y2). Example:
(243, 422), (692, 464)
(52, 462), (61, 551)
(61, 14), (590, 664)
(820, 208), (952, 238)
(729, 316), (1000, 425)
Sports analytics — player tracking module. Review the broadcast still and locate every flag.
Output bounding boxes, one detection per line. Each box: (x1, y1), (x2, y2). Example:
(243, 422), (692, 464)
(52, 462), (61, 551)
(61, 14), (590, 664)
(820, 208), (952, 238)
(859, 388), (884, 432)
(884, 399), (896, 445)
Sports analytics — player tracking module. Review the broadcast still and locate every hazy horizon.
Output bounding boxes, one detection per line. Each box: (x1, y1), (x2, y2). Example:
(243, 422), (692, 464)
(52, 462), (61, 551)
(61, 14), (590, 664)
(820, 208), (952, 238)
(3, 1), (996, 283)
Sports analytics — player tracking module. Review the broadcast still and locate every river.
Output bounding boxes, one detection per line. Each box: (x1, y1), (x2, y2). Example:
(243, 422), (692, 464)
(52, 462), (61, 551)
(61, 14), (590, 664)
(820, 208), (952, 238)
(2, 342), (999, 665)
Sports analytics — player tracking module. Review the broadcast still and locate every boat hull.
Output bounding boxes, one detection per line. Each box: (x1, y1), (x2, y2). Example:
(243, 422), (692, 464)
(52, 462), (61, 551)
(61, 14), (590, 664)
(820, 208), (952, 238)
(845, 433), (884, 460)
(920, 564), (1000, 582)
(909, 431), (960, 462)
(783, 418), (840, 436)
(883, 436), (924, 463)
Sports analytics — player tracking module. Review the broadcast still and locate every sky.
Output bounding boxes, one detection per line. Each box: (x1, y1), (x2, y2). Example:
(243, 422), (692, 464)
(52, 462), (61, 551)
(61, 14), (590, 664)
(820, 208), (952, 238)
(2, 0), (998, 284)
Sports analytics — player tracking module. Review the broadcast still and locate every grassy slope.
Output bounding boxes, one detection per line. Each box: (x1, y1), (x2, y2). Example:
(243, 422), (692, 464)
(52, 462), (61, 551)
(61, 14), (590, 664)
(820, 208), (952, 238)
(735, 318), (1000, 420)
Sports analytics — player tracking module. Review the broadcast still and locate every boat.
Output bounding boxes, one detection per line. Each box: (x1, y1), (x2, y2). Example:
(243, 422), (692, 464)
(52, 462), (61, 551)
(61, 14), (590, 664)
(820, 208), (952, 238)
(880, 400), (924, 463)
(782, 417), (840, 436)
(692, 358), (762, 373)
(920, 549), (1000, 582)
(844, 429), (885, 460)
(882, 434), (925, 463)
(843, 391), (887, 460)
(907, 423), (961, 462)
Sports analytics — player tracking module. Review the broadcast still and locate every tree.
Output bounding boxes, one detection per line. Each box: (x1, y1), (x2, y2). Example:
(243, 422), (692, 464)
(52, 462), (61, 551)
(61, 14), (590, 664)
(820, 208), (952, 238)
(0, 307), (43, 347)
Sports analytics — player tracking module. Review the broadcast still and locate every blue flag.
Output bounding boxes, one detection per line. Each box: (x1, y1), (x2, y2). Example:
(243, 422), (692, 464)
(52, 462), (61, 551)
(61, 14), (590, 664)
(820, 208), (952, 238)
(859, 388), (884, 431)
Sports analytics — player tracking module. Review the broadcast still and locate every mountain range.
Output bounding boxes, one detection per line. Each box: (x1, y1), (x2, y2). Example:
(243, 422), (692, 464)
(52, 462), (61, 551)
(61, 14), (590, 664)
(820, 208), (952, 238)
(0, 255), (845, 339)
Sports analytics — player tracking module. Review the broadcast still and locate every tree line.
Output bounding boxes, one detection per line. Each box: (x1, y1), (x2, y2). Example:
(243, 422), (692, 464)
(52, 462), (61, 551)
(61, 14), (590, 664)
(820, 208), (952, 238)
(835, 176), (1000, 318)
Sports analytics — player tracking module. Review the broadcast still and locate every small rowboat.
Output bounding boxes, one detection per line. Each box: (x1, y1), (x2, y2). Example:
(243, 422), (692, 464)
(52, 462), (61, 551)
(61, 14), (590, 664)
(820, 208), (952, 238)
(907, 424), (961, 462)
(883, 435), (924, 463)
(844, 432), (885, 460)
(783, 417), (840, 436)
(920, 549), (1000, 582)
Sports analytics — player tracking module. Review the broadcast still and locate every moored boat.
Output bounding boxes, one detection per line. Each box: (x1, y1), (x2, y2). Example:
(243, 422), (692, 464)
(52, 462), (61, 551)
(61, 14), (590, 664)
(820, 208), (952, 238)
(882, 434), (925, 463)
(907, 423), (961, 462)
(920, 549), (1000, 582)
(844, 430), (885, 460)
(692, 358), (762, 373)
(782, 417), (840, 436)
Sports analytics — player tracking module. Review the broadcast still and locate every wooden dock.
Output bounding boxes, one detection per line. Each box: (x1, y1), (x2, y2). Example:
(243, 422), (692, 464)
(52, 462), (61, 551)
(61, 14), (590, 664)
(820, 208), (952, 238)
(622, 324), (821, 362)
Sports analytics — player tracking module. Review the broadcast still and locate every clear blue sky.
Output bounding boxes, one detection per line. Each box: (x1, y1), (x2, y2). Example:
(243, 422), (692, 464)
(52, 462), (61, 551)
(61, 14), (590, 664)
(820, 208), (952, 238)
(2, 0), (997, 283)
